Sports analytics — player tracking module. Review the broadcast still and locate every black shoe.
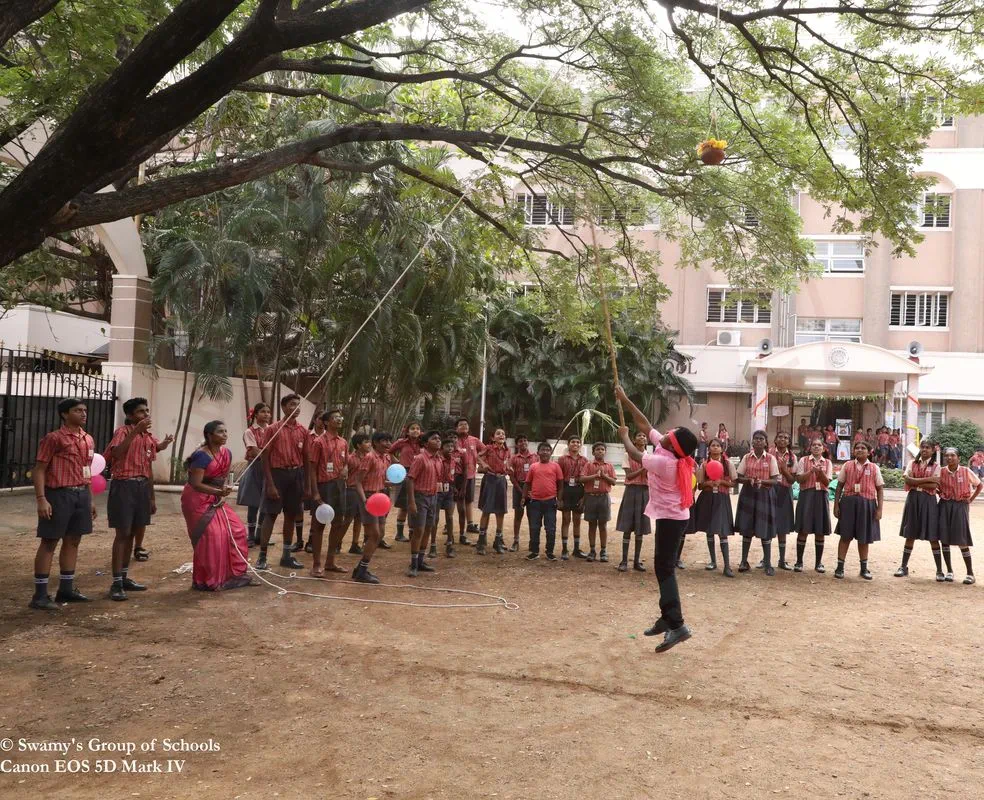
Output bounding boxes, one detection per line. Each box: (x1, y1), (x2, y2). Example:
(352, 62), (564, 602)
(585, 550), (596, 562)
(255, 559), (270, 571)
(377, 538), (393, 550)
(815, 563), (826, 574)
(121, 577), (147, 592)
(894, 566), (909, 577)
(778, 560), (792, 571)
(860, 568), (873, 581)
(55, 587), (91, 603)
(755, 560), (764, 570)
(476, 534), (487, 555)
(723, 566), (735, 578)
(247, 537), (257, 549)
(417, 560), (436, 573)
(644, 618), (669, 637)
(467, 523), (480, 534)
(793, 562), (804, 573)
(617, 561), (628, 572)
(545, 552), (557, 561)
(561, 548), (570, 561)
(572, 548), (587, 559)
(304, 541), (314, 553)
(406, 565), (418, 577)
(395, 532), (410, 542)
(599, 549), (608, 563)
(654, 624), (692, 653)
(764, 565), (776, 577)
(633, 561), (646, 572)
(348, 544), (364, 555)
(834, 567), (845, 579)
(352, 565), (380, 585)
(291, 539), (305, 552)
(445, 544), (456, 558)
(29, 595), (59, 611)
(738, 561), (751, 573)
(459, 534), (473, 546)
(280, 555), (303, 569)
(675, 559), (685, 569)
(493, 536), (506, 554)
(527, 552), (539, 561)
(509, 538), (520, 552)
(110, 584), (128, 602)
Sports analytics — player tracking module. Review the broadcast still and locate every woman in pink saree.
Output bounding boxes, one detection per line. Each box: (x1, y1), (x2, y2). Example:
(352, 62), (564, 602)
(181, 421), (255, 591)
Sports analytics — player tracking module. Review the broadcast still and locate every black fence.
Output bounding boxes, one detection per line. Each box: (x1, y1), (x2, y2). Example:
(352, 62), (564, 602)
(0, 346), (117, 488)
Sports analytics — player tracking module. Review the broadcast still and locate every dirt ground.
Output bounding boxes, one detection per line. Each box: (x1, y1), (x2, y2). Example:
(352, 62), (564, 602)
(0, 485), (982, 800)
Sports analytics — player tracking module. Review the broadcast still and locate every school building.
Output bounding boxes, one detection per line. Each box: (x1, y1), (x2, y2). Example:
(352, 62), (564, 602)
(517, 114), (984, 456)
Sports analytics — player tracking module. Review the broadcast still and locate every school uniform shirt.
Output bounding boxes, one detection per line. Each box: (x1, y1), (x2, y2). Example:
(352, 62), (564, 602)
(438, 452), (458, 493)
(389, 437), (421, 470)
(837, 460), (884, 500)
(737, 452), (779, 482)
(718, 431), (730, 446)
(824, 430), (838, 445)
(243, 423), (267, 454)
(796, 455), (832, 489)
(583, 460), (615, 494)
(408, 450), (441, 496)
(970, 453), (984, 471)
(558, 453), (588, 488)
(852, 432), (864, 444)
(642, 428), (689, 521)
(260, 418), (308, 469)
(456, 434), (486, 479)
(905, 458), (940, 495)
(510, 451), (537, 485)
(889, 434), (900, 447)
(527, 460), (563, 500)
(877, 431), (890, 447)
(624, 455), (648, 486)
(939, 465), (980, 501)
(310, 431), (348, 482)
(696, 459), (737, 491)
(104, 425), (159, 479)
(772, 449), (797, 487)
(360, 450), (390, 493)
(36, 426), (95, 488)
(345, 452), (366, 488)
(483, 443), (511, 476)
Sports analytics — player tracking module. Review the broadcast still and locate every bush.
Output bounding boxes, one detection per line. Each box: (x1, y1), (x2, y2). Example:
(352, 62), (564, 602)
(880, 467), (905, 489)
(934, 418), (984, 464)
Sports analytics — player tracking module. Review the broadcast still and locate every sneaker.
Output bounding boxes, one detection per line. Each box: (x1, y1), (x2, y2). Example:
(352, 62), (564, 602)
(945, 572), (955, 583)
(654, 624), (692, 653)
(348, 544), (364, 555)
(279, 555), (304, 569)
(427, 544), (437, 558)
(633, 561), (646, 572)
(247, 538), (257, 549)
(406, 565), (418, 578)
(445, 545), (456, 559)
(466, 523), (480, 534)
(705, 562), (717, 571)
(492, 536), (506, 555)
(54, 588), (91, 603)
(723, 566), (735, 578)
(509, 538), (520, 552)
(599, 549), (608, 563)
(738, 561), (751, 573)
(935, 572), (946, 582)
(644, 618), (668, 637)
(459, 534), (473, 547)
(618, 561), (628, 572)
(304, 541), (314, 553)
(860, 568), (873, 581)
(764, 565), (776, 577)
(572, 548), (587, 559)
(815, 563), (826, 574)
(545, 552), (557, 562)
(417, 560), (436, 573)
(778, 561), (792, 571)
(561, 549), (570, 561)
(526, 552), (539, 561)
(255, 559), (270, 571)
(121, 577), (147, 591)
(476, 534), (487, 555)
(675, 560), (686, 569)
(793, 562), (804, 573)
(352, 565), (380, 585)
(110, 584), (128, 602)
(894, 566), (909, 577)
(291, 539), (305, 552)
(585, 550), (596, 562)
(834, 566), (845, 579)
(395, 532), (410, 542)
(377, 538), (393, 550)
(755, 560), (764, 569)
(29, 595), (60, 611)
(964, 575), (976, 585)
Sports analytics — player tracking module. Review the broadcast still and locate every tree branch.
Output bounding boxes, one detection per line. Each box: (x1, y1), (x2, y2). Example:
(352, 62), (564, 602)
(0, 0), (60, 50)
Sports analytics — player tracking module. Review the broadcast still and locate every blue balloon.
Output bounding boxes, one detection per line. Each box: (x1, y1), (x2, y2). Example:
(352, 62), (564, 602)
(386, 463), (407, 484)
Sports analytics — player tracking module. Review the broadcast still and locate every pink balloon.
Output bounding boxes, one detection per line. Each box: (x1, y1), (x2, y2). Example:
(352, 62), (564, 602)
(365, 492), (391, 517)
(704, 460), (724, 481)
(91, 474), (108, 494)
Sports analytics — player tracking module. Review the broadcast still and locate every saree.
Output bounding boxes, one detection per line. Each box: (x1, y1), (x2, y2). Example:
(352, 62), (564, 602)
(181, 446), (252, 591)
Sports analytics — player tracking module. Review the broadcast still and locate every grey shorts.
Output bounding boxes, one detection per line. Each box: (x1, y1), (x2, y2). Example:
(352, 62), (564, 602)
(317, 479), (347, 519)
(411, 493), (439, 531)
(582, 493), (612, 523)
(107, 477), (152, 531)
(359, 490), (388, 526)
(261, 467), (305, 518)
(455, 475), (476, 504)
(37, 486), (93, 539)
(437, 489), (454, 511)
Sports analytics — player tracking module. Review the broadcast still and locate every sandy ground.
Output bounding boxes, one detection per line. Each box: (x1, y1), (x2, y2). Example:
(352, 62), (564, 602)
(0, 486), (982, 800)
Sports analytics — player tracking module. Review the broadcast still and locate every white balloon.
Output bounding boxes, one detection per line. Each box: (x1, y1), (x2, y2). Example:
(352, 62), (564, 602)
(315, 503), (335, 524)
(90, 453), (106, 475)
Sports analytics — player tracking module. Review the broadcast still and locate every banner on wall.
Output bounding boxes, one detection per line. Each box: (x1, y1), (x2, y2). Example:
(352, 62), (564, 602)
(835, 418), (852, 438)
(836, 440), (852, 461)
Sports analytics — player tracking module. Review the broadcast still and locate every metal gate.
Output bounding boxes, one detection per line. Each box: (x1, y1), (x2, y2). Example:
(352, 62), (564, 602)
(0, 346), (117, 488)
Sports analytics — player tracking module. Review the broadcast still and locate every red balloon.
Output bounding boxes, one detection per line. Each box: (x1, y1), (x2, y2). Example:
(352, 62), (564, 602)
(365, 492), (391, 517)
(91, 474), (108, 495)
(704, 460), (724, 481)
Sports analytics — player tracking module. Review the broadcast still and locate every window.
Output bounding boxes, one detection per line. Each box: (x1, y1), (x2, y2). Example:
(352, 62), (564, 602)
(743, 207), (760, 227)
(706, 288), (771, 324)
(889, 291), (949, 328)
(809, 240), (864, 273)
(518, 193), (574, 227)
(918, 192), (951, 228)
(794, 318), (862, 345)
(692, 392), (708, 406)
(917, 401), (945, 437)
(598, 205), (658, 228)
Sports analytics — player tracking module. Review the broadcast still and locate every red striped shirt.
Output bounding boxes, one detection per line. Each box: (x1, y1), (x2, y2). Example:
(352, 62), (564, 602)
(772, 449), (796, 487)
(939, 465), (977, 501)
(362, 450), (390, 493)
(905, 458), (940, 495)
(408, 450), (441, 495)
(739, 452), (778, 482)
(456, 434), (485, 479)
(310, 431), (348, 482)
(483, 443), (510, 475)
(390, 437), (421, 469)
(36, 426), (95, 488)
(838, 460), (883, 499)
(345, 452), (365, 488)
(510, 451), (537, 484)
(625, 456), (648, 486)
(439, 451), (459, 492)
(796, 456), (831, 490)
(260, 418), (308, 469)
(558, 453), (588, 485)
(105, 425), (159, 479)
(583, 460), (616, 494)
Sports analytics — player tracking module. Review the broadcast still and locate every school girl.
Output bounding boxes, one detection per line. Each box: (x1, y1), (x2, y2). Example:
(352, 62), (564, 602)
(894, 440), (943, 580)
(390, 421), (422, 542)
(771, 432), (797, 570)
(937, 447), (980, 584)
(692, 437), (736, 576)
(616, 431), (651, 573)
(833, 441), (884, 580)
(793, 439), (832, 573)
(735, 430), (779, 575)
(477, 427), (511, 555)
(237, 401), (271, 547)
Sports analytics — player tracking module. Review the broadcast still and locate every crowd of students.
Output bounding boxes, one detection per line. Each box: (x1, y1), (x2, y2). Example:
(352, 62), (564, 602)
(25, 392), (980, 650)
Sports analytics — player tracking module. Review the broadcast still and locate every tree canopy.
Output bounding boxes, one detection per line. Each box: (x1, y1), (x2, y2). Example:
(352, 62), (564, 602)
(1, 0), (982, 293)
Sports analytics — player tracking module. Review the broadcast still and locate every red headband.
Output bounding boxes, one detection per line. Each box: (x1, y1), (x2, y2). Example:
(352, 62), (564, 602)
(667, 429), (686, 458)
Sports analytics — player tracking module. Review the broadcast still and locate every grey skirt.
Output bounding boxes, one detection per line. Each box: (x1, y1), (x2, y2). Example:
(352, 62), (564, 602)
(735, 485), (777, 540)
(615, 484), (651, 535)
(937, 499), (973, 547)
(835, 496), (881, 544)
(899, 490), (938, 541)
(236, 462), (265, 508)
(693, 489), (734, 537)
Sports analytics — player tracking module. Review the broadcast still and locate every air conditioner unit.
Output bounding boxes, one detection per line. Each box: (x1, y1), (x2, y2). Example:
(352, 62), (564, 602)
(716, 330), (742, 347)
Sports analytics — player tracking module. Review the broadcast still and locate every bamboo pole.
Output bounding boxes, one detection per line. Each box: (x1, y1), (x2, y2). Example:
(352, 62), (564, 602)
(588, 221), (625, 426)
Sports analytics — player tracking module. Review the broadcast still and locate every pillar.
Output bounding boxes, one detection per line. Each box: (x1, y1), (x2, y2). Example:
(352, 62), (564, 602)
(752, 369), (769, 433)
(905, 374), (920, 466)
(883, 380), (895, 430)
(101, 274), (155, 423)
(950, 189), (984, 352)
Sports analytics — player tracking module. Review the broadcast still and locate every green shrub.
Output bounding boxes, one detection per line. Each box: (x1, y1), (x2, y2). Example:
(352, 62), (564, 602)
(934, 418), (984, 464)
(880, 467), (905, 489)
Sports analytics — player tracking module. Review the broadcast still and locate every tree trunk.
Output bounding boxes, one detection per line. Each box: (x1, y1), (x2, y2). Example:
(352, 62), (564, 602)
(241, 357), (250, 419)
(176, 374), (200, 480)
(169, 359), (191, 482)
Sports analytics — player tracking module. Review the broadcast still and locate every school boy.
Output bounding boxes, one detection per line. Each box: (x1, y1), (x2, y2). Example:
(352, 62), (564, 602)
(406, 431), (443, 577)
(524, 442), (564, 560)
(509, 435), (537, 552)
(454, 417), (486, 545)
(307, 409), (350, 576)
(581, 442), (617, 562)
